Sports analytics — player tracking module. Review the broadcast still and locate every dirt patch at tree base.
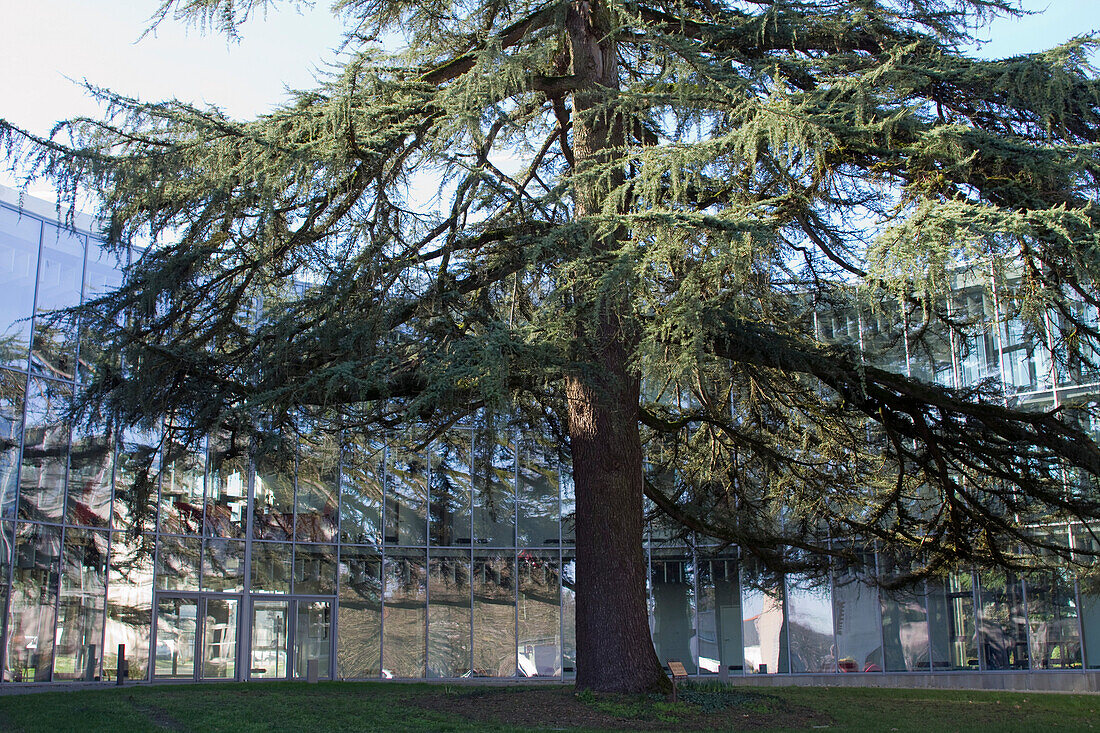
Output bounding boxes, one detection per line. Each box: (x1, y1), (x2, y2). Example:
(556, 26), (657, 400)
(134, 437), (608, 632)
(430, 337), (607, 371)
(414, 685), (832, 730)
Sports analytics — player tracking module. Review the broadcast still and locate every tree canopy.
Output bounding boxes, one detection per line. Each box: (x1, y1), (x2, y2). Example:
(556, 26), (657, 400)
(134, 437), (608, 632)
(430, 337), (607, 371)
(5, 0), (1100, 691)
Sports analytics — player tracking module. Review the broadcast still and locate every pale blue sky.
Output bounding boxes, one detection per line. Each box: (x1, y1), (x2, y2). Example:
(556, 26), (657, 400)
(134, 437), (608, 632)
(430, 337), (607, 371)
(2, 0), (1099, 197)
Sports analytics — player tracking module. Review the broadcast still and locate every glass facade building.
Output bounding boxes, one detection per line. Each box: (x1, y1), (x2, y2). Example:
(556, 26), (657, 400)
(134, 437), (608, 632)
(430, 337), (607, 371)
(1, 187), (1099, 684)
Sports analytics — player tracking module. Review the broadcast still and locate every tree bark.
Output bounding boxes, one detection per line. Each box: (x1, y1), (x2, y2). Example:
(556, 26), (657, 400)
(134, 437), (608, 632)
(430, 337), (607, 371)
(565, 0), (671, 694)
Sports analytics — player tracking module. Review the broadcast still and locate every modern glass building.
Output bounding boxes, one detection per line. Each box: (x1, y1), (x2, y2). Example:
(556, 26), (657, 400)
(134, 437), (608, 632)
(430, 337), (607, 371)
(1, 185), (1099, 685)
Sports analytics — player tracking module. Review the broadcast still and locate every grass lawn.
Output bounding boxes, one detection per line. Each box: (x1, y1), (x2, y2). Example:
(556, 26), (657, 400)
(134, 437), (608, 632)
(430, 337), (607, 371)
(0, 680), (1096, 732)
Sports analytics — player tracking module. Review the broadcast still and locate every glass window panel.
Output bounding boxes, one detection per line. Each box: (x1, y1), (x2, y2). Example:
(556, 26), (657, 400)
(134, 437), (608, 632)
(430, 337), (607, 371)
(472, 552), (516, 678)
(157, 433), (205, 536)
(5, 522), (61, 681)
(651, 551), (696, 674)
(294, 543), (336, 595)
(76, 239), (125, 384)
(787, 574), (835, 673)
(19, 377), (70, 522)
(471, 421), (514, 548)
(296, 431), (339, 543)
(1026, 569), (1082, 669)
(928, 572), (977, 670)
(386, 448), (427, 546)
(202, 538), (245, 593)
(430, 433), (472, 547)
(294, 599), (331, 680)
(382, 550), (426, 678)
(65, 422), (112, 528)
(741, 561), (788, 674)
(833, 562), (883, 674)
(428, 549), (471, 677)
(154, 596), (197, 678)
(202, 597), (238, 679)
(1073, 523), (1100, 669)
(560, 470), (575, 546)
(517, 438), (559, 547)
(0, 369), (26, 517)
(977, 570), (1029, 670)
(337, 546), (381, 678)
(105, 533), (154, 681)
(518, 550), (560, 678)
(878, 555), (929, 672)
(251, 541), (292, 594)
(155, 535), (201, 591)
(697, 555), (742, 676)
(253, 433), (295, 541)
(339, 436), (383, 545)
(561, 555), (575, 677)
(250, 600), (288, 679)
(206, 432), (247, 538)
(31, 223), (84, 379)
(0, 206), (40, 369)
(0, 521), (10, 653)
(53, 528), (108, 680)
(113, 426), (162, 535)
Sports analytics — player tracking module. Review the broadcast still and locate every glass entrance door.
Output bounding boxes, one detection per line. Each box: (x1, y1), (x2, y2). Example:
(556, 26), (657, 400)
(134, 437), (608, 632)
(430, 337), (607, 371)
(249, 598), (333, 680)
(154, 595), (241, 680)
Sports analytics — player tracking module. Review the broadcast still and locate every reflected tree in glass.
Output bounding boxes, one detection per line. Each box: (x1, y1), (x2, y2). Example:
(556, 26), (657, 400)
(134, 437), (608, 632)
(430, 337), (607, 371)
(337, 546), (381, 678)
(5, 522), (61, 681)
(0, 368), (26, 518)
(518, 550), (560, 677)
(340, 434), (384, 545)
(429, 432), (472, 547)
(53, 528), (108, 680)
(427, 549), (471, 677)
(386, 448), (427, 546)
(471, 415), (515, 547)
(104, 532), (154, 681)
(19, 377), (71, 523)
(296, 424), (339, 543)
(382, 550), (426, 677)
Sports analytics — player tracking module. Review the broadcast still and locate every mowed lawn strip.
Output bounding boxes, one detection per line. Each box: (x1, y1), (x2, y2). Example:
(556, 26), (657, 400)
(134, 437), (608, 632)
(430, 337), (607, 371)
(0, 681), (1097, 732)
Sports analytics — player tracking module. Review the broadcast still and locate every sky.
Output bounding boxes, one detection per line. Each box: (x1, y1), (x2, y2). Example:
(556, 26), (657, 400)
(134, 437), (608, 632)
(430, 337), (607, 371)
(2, 0), (1100, 199)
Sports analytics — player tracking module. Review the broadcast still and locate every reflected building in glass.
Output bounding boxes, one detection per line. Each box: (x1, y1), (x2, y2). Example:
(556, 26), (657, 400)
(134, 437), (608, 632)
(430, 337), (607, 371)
(1, 185), (1100, 685)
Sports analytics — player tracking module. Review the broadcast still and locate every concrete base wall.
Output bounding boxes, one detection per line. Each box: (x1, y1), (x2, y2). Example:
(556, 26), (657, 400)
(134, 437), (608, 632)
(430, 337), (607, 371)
(724, 671), (1100, 693)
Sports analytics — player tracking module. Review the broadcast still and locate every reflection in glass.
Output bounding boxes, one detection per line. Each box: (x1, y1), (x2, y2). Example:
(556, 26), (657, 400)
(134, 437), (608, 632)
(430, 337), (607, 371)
(472, 420), (514, 547)
(65, 424), (112, 528)
(294, 544), (336, 595)
(155, 596), (197, 678)
(741, 562), (787, 674)
(251, 541), (292, 594)
(340, 436), (383, 545)
(294, 600), (331, 680)
(250, 600), (288, 678)
(5, 523), (60, 681)
(696, 555), (742, 675)
(386, 448), (427, 546)
(651, 552), (695, 673)
(429, 433), (472, 547)
(833, 561), (883, 673)
(206, 433), (247, 538)
(560, 470), (575, 545)
(337, 547), (381, 678)
(253, 434), (295, 541)
(879, 558), (929, 672)
(428, 550), (471, 677)
(113, 427), (161, 535)
(296, 431), (339, 543)
(977, 570), (1029, 670)
(517, 438), (559, 547)
(0, 369), (26, 517)
(77, 238), (125, 384)
(202, 597), (238, 679)
(202, 538), (245, 593)
(19, 377), (70, 522)
(1027, 569), (1082, 669)
(105, 533), (154, 681)
(157, 434), (205, 536)
(382, 550), (426, 677)
(31, 223), (84, 379)
(787, 574), (835, 673)
(928, 573), (977, 670)
(155, 535), (201, 591)
(471, 553), (516, 677)
(0, 206), (40, 369)
(53, 528), (108, 680)
(561, 555), (575, 676)
(518, 550), (560, 677)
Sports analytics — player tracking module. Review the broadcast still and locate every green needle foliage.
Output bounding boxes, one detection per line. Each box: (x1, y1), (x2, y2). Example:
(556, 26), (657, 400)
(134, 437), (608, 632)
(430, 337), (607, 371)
(5, 0), (1100, 691)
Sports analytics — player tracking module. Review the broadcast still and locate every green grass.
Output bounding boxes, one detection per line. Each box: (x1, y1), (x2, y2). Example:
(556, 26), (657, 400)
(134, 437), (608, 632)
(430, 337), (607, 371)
(0, 681), (1096, 732)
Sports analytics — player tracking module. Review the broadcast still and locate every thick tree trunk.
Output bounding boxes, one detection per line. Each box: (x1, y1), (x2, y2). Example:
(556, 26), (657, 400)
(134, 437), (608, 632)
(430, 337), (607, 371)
(565, 0), (671, 694)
